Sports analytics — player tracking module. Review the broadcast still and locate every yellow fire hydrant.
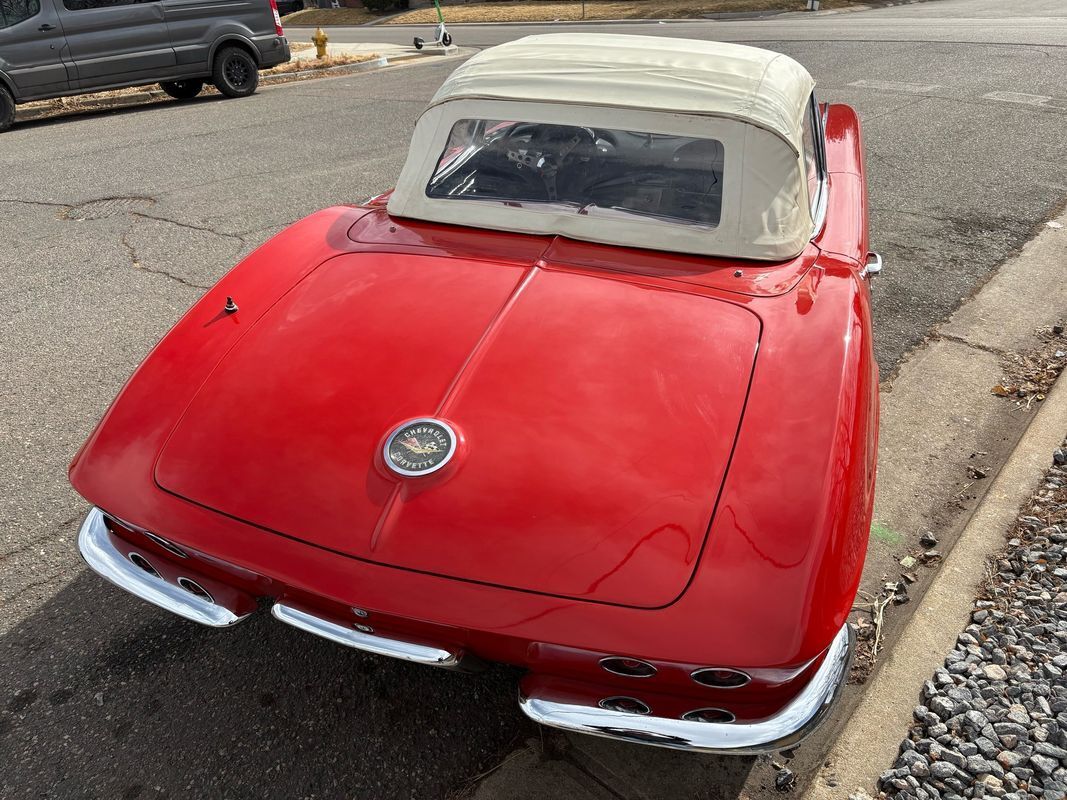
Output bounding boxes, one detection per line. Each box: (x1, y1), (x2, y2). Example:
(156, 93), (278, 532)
(312, 26), (328, 60)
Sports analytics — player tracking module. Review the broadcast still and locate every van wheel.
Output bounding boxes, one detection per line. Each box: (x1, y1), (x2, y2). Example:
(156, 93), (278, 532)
(212, 47), (259, 98)
(0, 86), (14, 133)
(160, 80), (204, 101)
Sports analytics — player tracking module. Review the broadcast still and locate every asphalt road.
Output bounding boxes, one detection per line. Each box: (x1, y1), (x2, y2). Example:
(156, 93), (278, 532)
(2, 0), (1066, 797)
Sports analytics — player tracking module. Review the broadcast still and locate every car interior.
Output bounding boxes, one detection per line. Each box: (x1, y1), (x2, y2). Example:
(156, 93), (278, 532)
(427, 119), (725, 227)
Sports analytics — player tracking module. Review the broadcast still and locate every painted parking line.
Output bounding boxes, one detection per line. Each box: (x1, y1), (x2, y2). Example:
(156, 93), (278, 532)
(848, 79), (941, 93)
(982, 90), (1053, 106)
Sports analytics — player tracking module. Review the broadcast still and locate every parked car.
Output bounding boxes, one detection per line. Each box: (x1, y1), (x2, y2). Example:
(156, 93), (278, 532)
(70, 34), (880, 754)
(0, 0), (290, 132)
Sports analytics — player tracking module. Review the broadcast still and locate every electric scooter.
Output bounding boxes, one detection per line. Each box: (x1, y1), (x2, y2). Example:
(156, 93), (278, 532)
(413, 0), (452, 49)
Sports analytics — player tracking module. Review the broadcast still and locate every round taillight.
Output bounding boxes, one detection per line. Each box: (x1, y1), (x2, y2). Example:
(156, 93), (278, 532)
(177, 577), (214, 603)
(691, 668), (751, 688)
(599, 657), (657, 678)
(681, 707), (736, 724)
(128, 552), (159, 578)
(598, 696), (651, 715)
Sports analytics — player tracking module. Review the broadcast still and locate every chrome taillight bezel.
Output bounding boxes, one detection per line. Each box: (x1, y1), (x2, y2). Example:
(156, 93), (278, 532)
(691, 667), (751, 688)
(599, 657), (658, 678)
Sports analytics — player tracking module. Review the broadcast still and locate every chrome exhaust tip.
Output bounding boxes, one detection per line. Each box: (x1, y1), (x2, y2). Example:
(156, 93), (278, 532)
(598, 696), (651, 715)
(177, 577), (214, 604)
(681, 707), (736, 724)
(128, 552), (159, 578)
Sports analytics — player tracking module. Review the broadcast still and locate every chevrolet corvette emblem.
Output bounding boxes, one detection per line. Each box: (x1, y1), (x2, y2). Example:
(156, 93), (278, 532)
(384, 418), (457, 477)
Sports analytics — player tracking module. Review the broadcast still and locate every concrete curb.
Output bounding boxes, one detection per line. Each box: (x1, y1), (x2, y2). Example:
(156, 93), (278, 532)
(261, 55), (388, 83)
(14, 51), (438, 125)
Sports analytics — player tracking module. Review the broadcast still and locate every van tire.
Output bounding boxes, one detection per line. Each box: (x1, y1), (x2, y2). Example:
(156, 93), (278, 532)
(212, 46), (259, 98)
(160, 80), (205, 101)
(0, 86), (14, 133)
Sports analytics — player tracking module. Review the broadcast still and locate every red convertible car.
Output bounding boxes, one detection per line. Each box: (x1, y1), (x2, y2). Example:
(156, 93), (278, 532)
(70, 34), (880, 754)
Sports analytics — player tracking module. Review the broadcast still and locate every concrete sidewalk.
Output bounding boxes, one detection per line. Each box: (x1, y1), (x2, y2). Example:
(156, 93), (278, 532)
(288, 40), (459, 60)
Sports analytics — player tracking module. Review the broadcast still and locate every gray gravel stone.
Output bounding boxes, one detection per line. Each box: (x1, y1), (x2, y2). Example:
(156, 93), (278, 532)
(1032, 754), (1059, 776)
(984, 664), (1009, 681)
(1035, 743), (1067, 760)
(876, 440), (1067, 800)
(931, 762), (958, 780)
(941, 749), (968, 769)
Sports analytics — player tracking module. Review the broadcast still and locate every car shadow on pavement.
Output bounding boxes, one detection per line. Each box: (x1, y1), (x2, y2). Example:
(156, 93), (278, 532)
(0, 572), (534, 798)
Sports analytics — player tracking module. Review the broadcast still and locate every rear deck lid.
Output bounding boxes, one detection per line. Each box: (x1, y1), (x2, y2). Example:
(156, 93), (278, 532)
(155, 252), (760, 608)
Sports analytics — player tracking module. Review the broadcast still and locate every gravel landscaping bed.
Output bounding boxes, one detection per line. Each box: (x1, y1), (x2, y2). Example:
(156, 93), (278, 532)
(876, 440), (1067, 800)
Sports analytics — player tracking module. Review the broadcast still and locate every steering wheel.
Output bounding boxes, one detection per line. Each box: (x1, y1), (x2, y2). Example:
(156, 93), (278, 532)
(498, 124), (598, 201)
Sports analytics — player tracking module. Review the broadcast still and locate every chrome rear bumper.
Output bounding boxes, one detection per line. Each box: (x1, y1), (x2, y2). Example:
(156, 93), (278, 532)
(77, 507), (250, 627)
(519, 624), (853, 755)
(78, 506), (478, 669)
(271, 603), (469, 669)
(79, 505), (851, 753)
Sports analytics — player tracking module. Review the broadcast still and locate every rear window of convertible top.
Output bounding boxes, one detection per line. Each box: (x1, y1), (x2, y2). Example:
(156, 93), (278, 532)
(426, 119), (725, 228)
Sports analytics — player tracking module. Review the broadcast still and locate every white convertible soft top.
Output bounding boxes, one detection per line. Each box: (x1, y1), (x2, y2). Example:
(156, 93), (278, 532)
(428, 33), (814, 156)
(388, 35), (819, 261)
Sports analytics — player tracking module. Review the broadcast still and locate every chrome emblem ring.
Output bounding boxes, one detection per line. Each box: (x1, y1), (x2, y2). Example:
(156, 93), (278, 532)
(383, 418), (457, 477)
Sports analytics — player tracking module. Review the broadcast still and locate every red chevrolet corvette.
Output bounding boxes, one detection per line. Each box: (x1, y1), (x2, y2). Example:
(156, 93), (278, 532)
(70, 34), (879, 753)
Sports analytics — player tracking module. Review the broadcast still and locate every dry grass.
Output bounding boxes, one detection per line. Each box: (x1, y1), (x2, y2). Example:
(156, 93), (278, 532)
(18, 54), (378, 120)
(281, 6), (377, 24)
(266, 52), (378, 73)
(384, 0), (860, 24)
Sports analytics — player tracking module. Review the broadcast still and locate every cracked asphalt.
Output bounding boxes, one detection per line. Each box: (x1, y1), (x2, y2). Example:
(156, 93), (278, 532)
(2, 1), (1067, 797)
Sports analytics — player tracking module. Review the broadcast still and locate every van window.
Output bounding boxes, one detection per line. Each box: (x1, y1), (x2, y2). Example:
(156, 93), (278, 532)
(63, 0), (144, 9)
(0, 0), (40, 28)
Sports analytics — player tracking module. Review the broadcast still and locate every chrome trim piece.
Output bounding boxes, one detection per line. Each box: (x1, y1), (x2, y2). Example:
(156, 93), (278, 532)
(271, 603), (461, 668)
(143, 531), (188, 559)
(809, 96), (829, 241)
(690, 667), (751, 689)
(519, 624), (854, 755)
(860, 251), (883, 280)
(382, 417), (458, 478)
(600, 657), (657, 678)
(78, 507), (248, 627)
